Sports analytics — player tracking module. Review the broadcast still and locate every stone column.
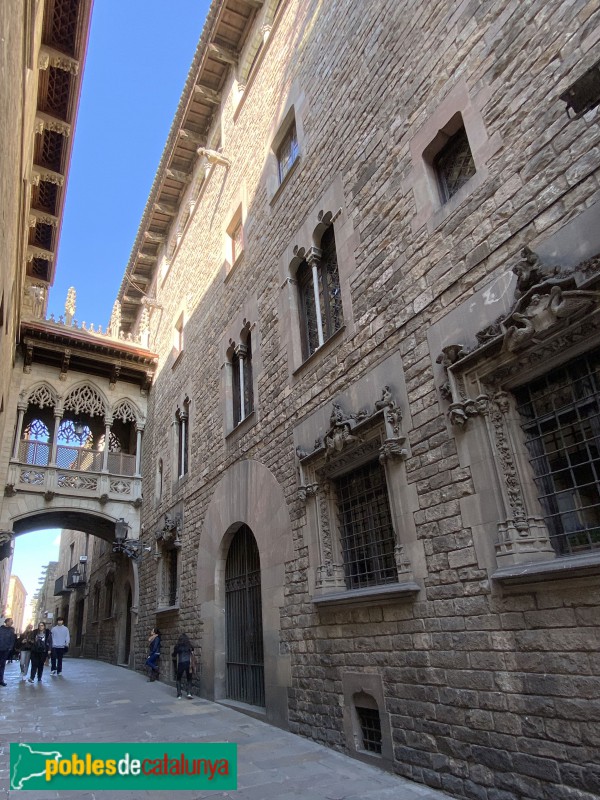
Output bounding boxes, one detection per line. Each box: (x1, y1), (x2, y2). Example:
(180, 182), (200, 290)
(236, 343), (247, 421)
(11, 406), (26, 460)
(49, 409), (62, 467)
(135, 425), (143, 477)
(102, 419), (111, 472)
(307, 248), (324, 348)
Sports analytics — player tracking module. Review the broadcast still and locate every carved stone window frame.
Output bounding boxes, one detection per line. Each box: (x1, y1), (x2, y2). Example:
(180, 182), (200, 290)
(221, 298), (261, 439)
(296, 391), (420, 604)
(405, 80), (501, 234)
(438, 251), (600, 582)
(279, 174), (356, 378)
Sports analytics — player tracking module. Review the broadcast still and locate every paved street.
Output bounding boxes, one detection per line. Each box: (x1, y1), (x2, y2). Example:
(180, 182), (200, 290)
(0, 658), (453, 800)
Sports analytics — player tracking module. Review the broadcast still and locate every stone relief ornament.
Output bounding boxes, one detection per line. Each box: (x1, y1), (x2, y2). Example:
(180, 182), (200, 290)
(297, 483), (318, 503)
(437, 247), (600, 429)
(156, 513), (182, 547)
(65, 287), (76, 325)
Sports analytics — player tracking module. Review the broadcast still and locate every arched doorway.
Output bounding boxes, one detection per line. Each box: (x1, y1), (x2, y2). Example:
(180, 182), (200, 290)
(225, 525), (264, 707)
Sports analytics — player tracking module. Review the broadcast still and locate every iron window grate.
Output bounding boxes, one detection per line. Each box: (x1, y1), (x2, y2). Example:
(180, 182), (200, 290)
(356, 706), (382, 754)
(434, 127), (476, 203)
(336, 460), (397, 590)
(515, 351), (600, 556)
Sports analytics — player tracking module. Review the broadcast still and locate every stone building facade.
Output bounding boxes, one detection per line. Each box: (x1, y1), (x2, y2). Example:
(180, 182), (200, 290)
(108, 1), (600, 798)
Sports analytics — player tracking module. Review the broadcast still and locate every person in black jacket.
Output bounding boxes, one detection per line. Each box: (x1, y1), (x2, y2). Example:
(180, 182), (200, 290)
(172, 633), (196, 699)
(28, 622), (51, 683)
(0, 617), (17, 686)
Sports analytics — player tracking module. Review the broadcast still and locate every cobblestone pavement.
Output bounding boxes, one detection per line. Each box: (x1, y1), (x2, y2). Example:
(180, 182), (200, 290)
(0, 658), (454, 800)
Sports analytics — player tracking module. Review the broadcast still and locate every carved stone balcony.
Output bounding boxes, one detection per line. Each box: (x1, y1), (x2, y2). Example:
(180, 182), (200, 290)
(9, 438), (141, 503)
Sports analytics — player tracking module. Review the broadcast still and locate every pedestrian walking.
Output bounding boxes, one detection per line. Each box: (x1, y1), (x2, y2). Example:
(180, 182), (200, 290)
(28, 622), (51, 683)
(172, 633), (196, 699)
(0, 617), (16, 687)
(145, 627), (161, 682)
(16, 624), (34, 682)
(50, 617), (70, 676)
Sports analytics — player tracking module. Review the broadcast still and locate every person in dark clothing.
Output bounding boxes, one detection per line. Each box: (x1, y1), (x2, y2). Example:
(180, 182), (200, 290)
(28, 622), (51, 683)
(17, 624), (34, 681)
(172, 633), (196, 699)
(145, 628), (161, 682)
(0, 617), (17, 686)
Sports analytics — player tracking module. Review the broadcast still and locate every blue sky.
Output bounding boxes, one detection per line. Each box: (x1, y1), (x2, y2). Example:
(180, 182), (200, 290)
(48, 0), (210, 327)
(11, 1), (210, 613)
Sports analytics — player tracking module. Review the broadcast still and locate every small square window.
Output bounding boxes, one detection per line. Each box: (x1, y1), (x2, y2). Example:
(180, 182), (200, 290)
(434, 126), (476, 203)
(277, 121), (299, 184)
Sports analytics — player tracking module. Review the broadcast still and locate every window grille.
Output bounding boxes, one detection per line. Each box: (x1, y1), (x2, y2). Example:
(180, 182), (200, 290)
(515, 351), (600, 556)
(277, 122), (299, 184)
(33, 222), (53, 251)
(356, 706), (382, 754)
(47, 0), (80, 55)
(40, 129), (64, 172)
(336, 460), (397, 589)
(28, 259), (50, 281)
(434, 127), (476, 203)
(43, 67), (71, 120)
(232, 349), (242, 427)
(33, 181), (58, 214)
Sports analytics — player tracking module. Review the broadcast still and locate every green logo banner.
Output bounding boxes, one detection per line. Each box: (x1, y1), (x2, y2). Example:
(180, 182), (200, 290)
(10, 742), (237, 791)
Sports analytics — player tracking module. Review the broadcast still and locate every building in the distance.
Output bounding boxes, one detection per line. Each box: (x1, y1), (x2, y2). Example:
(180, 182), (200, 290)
(5, 575), (27, 632)
(31, 561), (59, 626)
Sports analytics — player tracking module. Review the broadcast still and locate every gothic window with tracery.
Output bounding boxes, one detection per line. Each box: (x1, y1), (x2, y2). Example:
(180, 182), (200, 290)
(112, 400), (138, 424)
(63, 385), (105, 418)
(298, 226), (343, 361)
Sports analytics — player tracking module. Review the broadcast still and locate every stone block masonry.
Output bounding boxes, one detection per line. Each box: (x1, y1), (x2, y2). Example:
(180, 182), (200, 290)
(131, 1), (600, 799)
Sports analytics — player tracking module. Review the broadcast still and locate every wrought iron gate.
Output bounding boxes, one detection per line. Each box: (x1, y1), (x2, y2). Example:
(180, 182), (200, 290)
(225, 525), (265, 707)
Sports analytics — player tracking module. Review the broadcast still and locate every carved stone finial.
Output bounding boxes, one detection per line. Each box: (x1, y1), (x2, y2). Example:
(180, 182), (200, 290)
(139, 307), (150, 348)
(65, 287), (76, 326)
(108, 300), (122, 339)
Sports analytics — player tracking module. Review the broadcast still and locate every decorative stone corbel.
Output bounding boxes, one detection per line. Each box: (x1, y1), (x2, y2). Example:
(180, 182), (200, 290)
(297, 483), (318, 503)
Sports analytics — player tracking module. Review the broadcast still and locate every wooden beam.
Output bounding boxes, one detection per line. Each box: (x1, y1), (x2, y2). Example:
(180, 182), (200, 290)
(194, 84), (221, 105)
(143, 231), (165, 243)
(179, 128), (205, 146)
(154, 201), (178, 216)
(208, 42), (238, 66)
(166, 167), (192, 184)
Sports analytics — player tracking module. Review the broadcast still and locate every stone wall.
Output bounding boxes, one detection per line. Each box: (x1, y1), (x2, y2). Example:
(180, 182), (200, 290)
(136, 1), (600, 798)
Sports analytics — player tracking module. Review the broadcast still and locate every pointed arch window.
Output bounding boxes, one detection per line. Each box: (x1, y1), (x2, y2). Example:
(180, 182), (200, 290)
(298, 226), (343, 360)
(176, 399), (190, 479)
(232, 333), (254, 427)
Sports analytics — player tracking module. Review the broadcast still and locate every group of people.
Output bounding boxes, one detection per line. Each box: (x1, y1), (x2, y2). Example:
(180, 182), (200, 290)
(0, 616), (70, 685)
(145, 627), (197, 699)
(3, 617), (195, 697)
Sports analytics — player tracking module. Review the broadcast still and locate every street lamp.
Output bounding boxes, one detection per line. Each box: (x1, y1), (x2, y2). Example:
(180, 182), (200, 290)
(112, 518), (151, 560)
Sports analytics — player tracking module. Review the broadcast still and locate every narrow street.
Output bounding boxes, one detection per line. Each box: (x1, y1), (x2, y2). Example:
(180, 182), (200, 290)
(0, 658), (453, 800)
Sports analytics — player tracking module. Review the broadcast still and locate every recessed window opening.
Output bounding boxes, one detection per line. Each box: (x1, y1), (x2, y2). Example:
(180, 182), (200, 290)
(297, 225), (343, 360)
(231, 331), (254, 427)
(277, 120), (299, 184)
(174, 314), (184, 354)
(515, 350), (600, 556)
(356, 705), (382, 754)
(434, 125), (476, 203)
(176, 399), (190, 479)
